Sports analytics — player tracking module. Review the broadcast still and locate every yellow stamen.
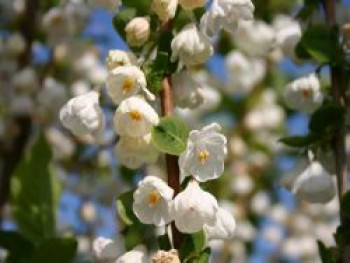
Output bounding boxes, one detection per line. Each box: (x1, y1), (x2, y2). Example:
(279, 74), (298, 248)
(129, 111), (142, 121)
(122, 77), (135, 93)
(148, 190), (161, 207)
(198, 150), (210, 165)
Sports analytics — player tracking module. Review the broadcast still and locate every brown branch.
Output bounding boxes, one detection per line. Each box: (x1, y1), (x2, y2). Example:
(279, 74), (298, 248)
(0, 0), (39, 221)
(160, 76), (182, 249)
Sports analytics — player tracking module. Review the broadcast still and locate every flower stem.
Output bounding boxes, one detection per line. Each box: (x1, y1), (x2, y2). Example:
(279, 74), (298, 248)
(160, 76), (182, 249)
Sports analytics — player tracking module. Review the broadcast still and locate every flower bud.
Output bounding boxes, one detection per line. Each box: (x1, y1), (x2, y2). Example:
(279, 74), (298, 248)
(179, 0), (206, 10)
(171, 23), (213, 66)
(151, 249), (180, 263)
(60, 91), (104, 138)
(125, 17), (151, 47)
(116, 247), (147, 263)
(151, 0), (178, 22)
(171, 180), (218, 233)
(204, 207), (236, 240)
(92, 237), (119, 262)
(106, 49), (138, 71)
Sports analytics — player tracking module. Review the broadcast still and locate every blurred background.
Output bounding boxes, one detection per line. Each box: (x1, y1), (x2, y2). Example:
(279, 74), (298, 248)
(1, 0), (350, 262)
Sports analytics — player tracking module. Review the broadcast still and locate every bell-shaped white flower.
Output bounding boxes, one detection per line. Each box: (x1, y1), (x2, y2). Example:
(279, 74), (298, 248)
(172, 180), (218, 233)
(178, 0), (206, 10)
(115, 133), (159, 169)
(114, 96), (159, 137)
(60, 91), (104, 137)
(106, 65), (154, 104)
(106, 49), (138, 71)
(92, 237), (119, 262)
(179, 123), (227, 182)
(273, 15), (302, 57)
(292, 161), (336, 204)
(116, 247), (147, 263)
(200, 0), (254, 36)
(204, 207), (236, 240)
(133, 176), (174, 226)
(151, 0), (178, 22)
(225, 51), (266, 94)
(172, 71), (204, 109)
(233, 20), (275, 57)
(125, 17), (150, 47)
(171, 23), (213, 66)
(284, 74), (323, 114)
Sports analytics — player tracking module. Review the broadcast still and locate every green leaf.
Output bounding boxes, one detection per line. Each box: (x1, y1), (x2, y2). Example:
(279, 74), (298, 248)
(297, 0), (319, 20)
(297, 24), (339, 64)
(122, 0), (151, 15)
(179, 231), (206, 261)
(341, 191), (350, 219)
(0, 231), (35, 262)
(317, 240), (336, 263)
(11, 134), (60, 244)
(279, 134), (321, 148)
(152, 117), (190, 156)
(157, 234), (172, 251)
(334, 225), (350, 247)
(198, 247), (211, 263)
(116, 190), (138, 226)
(28, 237), (77, 263)
(309, 105), (345, 135)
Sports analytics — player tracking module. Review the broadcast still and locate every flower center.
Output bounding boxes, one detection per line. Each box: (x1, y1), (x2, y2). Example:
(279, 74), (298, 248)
(198, 150), (210, 165)
(129, 110), (142, 121)
(301, 89), (311, 99)
(122, 77), (135, 93)
(148, 190), (161, 207)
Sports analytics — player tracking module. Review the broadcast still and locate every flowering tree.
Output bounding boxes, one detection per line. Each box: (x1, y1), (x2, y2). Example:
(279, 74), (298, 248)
(0, 0), (350, 262)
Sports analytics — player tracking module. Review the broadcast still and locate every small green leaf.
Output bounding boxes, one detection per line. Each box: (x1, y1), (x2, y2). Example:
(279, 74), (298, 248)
(198, 247), (211, 263)
(179, 231), (206, 261)
(0, 231), (35, 262)
(122, 0), (151, 15)
(152, 117), (190, 156)
(11, 134), (60, 244)
(157, 234), (172, 251)
(296, 0), (319, 20)
(309, 105), (345, 135)
(317, 240), (336, 263)
(297, 24), (339, 64)
(279, 134), (321, 148)
(341, 191), (350, 219)
(116, 190), (138, 226)
(28, 237), (77, 263)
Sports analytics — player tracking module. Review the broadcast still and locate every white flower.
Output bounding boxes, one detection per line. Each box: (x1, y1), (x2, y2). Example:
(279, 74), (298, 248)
(179, 123), (227, 182)
(115, 134), (159, 169)
(12, 67), (39, 94)
(42, 7), (70, 46)
(284, 74), (323, 114)
(46, 127), (75, 160)
(151, 0), (178, 22)
(172, 71), (204, 109)
(116, 247), (147, 263)
(6, 33), (26, 57)
(200, 0), (254, 36)
(204, 207), (235, 240)
(292, 161), (336, 204)
(92, 237), (119, 262)
(60, 91), (104, 137)
(106, 49), (137, 71)
(273, 15), (302, 57)
(106, 65), (155, 104)
(125, 17), (150, 47)
(179, 0), (206, 10)
(172, 180), (218, 233)
(225, 51), (266, 94)
(114, 96), (159, 137)
(151, 249), (180, 263)
(88, 0), (121, 11)
(280, 158), (309, 190)
(233, 20), (275, 57)
(10, 94), (34, 115)
(171, 23), (213, 66)
(133, 176), (174, 226)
